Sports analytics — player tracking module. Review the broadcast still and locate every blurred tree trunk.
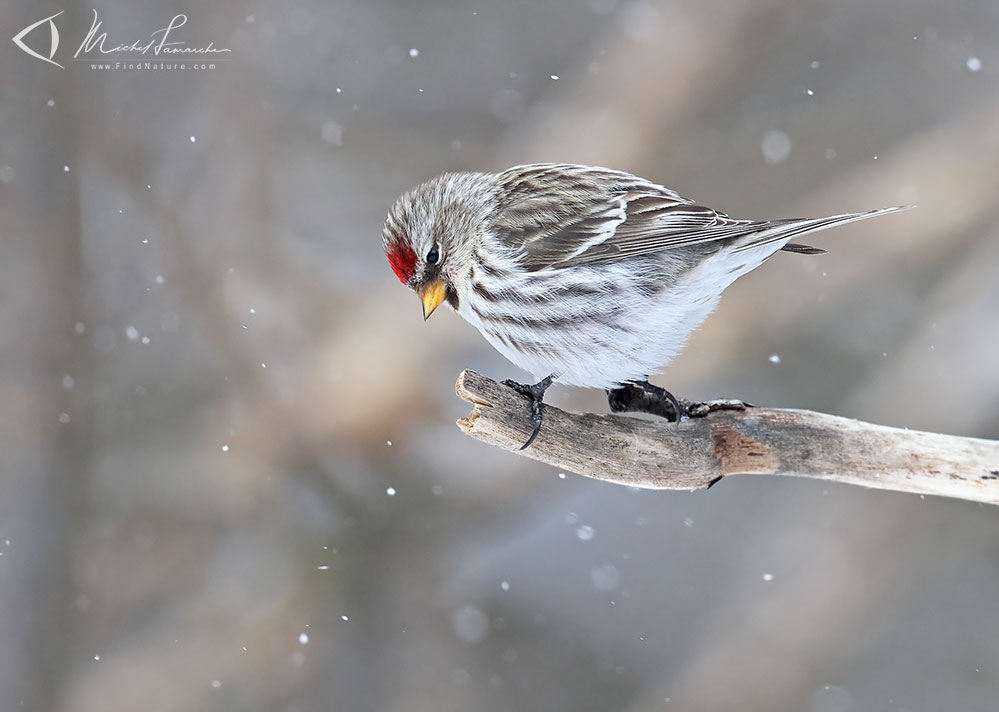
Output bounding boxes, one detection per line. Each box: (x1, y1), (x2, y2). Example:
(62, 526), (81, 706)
(0, 4), (92, 708)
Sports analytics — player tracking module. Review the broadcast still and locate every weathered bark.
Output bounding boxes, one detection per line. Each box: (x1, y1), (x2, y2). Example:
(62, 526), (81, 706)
(455, 370), (999, 504)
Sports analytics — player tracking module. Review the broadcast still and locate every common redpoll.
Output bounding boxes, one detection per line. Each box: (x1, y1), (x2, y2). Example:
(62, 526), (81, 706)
(383, 163), (906, 448)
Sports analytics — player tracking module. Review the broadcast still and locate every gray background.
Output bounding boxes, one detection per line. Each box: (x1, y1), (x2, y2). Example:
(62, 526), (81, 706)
(1, 0), (997, 710)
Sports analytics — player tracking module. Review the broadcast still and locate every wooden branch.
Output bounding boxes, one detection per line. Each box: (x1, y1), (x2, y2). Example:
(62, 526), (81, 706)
(455, 370), (999, 505)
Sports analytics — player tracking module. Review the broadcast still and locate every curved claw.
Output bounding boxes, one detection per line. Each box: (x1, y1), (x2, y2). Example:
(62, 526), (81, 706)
(501, 375), (555, 449)
(660, 388), (682, 425)
(606, 379), (685, 424)
(521, 403), (544, 450)
(637, 380), (683, 424)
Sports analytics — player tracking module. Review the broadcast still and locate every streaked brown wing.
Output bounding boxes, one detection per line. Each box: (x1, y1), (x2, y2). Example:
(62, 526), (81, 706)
(491, 164), (703, 272)
(557, 202), (903, 267)
(493, 185), (752, 271)
(560, 196), (752, 266)
(489, 164), (906, 271)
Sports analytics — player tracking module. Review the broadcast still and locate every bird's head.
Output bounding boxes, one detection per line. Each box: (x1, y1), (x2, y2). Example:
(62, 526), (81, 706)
(382, 172), (490, 320)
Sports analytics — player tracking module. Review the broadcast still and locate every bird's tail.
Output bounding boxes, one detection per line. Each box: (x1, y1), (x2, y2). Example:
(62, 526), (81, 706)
(733, 205), (913, 254)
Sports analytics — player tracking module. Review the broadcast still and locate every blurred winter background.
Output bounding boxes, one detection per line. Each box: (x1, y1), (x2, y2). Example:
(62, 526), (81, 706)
(1, 0), (998, 710)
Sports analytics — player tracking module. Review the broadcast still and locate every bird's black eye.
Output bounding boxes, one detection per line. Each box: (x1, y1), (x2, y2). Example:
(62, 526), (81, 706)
(426, 247), (439, 264)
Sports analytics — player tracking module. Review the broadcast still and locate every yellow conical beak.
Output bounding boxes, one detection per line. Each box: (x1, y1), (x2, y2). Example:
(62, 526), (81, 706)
(418, 278), (447, 321)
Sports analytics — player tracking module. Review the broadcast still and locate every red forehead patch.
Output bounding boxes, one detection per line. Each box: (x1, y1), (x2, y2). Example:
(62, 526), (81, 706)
(386, 240), (418, 284)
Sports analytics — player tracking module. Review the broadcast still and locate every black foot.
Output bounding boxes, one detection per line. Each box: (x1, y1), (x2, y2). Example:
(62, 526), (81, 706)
(606, 379), (683, 423)
(501, 375), (555, 450)
(606, 379), (750, 423)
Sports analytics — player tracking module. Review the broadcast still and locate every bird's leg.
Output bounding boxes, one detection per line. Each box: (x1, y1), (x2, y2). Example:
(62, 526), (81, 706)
(501, 374), (555, 450)
(608, 379), (750, 423)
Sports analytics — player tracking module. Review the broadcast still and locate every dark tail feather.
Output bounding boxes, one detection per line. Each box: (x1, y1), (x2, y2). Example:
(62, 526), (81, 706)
(781, 243), (827, 255)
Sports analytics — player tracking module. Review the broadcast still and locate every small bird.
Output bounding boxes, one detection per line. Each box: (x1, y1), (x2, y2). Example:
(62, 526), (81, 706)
(382, 163), (906, 448)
